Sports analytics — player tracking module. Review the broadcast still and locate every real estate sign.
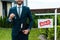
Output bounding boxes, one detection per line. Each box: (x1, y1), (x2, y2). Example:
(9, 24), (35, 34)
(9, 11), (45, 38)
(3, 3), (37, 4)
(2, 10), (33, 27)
(38, 19), (53, 28)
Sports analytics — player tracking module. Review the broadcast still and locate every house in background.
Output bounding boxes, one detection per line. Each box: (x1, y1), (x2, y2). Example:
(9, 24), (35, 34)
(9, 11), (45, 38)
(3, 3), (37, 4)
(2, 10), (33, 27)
(0, 0), (14, 18)
(31, 8), (60, 13)
(0, 0), (27, 18)
(0, 0), (60, 18)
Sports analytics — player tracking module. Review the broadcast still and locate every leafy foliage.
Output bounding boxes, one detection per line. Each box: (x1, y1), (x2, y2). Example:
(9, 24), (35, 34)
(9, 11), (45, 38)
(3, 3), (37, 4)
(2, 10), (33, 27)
(0, 16), (12, 28)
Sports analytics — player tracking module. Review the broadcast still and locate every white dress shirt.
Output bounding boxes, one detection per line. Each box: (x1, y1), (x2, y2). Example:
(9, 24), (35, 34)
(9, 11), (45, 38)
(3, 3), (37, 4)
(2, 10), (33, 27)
(17, 4), (22, 17)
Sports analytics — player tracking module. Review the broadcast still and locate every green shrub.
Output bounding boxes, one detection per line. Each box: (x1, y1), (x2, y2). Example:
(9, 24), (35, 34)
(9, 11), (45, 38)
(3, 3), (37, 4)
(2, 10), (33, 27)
(0, 16), (12, 28)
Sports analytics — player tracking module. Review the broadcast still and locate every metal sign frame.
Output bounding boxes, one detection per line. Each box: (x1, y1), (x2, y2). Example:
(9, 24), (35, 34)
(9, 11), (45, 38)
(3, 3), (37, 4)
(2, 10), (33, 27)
(35, 9), (58, 40)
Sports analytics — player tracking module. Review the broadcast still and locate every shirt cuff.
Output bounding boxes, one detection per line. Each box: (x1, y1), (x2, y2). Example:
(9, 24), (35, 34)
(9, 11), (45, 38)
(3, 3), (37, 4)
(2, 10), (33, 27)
(8, 18), (12, 22)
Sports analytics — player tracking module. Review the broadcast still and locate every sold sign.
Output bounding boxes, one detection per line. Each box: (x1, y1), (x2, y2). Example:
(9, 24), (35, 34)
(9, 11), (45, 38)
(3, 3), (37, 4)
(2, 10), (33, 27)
(40, 20), (51, 26)
(38, 19), (53, 28)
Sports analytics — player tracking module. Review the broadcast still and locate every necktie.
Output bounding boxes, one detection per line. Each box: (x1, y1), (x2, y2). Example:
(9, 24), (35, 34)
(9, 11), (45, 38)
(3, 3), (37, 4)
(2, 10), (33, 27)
(18, 7), (20, 17)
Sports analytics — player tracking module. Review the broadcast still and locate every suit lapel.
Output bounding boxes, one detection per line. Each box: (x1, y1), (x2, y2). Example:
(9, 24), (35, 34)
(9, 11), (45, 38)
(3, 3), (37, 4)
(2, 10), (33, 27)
(14, 6), (19, 18)
(15, 6), (24, 18)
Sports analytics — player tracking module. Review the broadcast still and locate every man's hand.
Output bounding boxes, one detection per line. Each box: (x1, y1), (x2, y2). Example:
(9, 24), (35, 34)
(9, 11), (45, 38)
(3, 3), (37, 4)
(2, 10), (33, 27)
(9, 13), (15, 20)
(22, 29), (30, 35)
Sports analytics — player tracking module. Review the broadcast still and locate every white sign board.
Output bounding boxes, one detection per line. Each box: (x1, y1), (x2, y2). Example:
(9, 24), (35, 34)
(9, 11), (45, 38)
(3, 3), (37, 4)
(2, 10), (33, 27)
(27, 0), (60, 9)
(38, 19), (53, 28)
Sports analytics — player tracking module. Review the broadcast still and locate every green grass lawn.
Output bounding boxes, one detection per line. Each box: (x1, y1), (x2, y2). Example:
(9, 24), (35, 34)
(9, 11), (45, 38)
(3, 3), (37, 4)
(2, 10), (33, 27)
(0, 28), (12, 40)
(0, 28), (41, 40)
(0, 28), (56, 40)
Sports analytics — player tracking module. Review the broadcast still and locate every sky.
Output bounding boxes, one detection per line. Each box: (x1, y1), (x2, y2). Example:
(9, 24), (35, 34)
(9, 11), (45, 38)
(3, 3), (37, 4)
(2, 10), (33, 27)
(27, 0), (60, 9)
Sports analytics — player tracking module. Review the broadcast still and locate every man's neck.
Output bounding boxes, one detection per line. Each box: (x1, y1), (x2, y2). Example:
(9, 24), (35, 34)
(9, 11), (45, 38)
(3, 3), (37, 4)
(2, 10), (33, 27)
(17, 4), (22, 8)
(18, 4), (21, 6)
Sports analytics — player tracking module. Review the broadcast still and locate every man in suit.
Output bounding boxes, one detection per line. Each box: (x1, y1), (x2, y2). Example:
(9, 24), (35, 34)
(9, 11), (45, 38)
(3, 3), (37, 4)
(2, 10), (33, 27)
(7, 0), (33, 40)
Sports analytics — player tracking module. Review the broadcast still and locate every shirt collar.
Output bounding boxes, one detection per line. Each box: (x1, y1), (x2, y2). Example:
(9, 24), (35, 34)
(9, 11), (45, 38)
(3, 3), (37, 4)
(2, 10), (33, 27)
(17, 4), (22, 8)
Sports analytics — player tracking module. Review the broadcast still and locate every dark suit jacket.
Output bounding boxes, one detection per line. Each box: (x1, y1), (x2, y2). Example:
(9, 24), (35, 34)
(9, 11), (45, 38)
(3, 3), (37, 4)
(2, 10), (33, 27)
(7, 6), (33, 36)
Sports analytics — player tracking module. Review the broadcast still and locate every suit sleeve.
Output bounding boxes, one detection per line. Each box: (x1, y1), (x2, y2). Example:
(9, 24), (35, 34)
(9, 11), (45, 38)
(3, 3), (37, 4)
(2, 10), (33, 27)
(6, 8), (13, 23)
(27, 7), (33, 30)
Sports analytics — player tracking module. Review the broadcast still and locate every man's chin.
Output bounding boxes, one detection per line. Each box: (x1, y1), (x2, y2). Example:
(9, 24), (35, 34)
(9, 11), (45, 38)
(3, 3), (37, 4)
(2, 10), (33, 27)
(18, 4), (21, 5)
(18, 3), (22, 5)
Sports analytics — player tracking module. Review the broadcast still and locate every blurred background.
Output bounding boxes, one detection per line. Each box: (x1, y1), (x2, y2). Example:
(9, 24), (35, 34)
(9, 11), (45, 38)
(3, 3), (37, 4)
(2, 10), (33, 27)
(0, 0), (60, 40)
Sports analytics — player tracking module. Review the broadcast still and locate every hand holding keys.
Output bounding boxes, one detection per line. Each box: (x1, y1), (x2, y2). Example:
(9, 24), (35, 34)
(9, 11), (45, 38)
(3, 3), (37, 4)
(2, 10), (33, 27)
(9, 13), (15, 20)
